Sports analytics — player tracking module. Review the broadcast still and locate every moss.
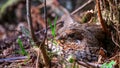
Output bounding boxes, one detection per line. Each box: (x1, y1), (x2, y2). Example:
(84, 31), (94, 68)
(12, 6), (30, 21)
(81, 11), (94, 23)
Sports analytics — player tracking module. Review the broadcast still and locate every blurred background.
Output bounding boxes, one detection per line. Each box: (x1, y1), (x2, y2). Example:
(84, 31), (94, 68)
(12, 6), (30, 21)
(0, 0), (95, 40)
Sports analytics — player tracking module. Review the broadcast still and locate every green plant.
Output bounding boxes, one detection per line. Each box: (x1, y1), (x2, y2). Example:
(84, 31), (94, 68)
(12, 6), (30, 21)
(17, 38), (28, 56)
(48, 16), (57, 38)
(101, 60), (116, 68)
(67, 54), (75, 63)
(48, 17), (65, 61)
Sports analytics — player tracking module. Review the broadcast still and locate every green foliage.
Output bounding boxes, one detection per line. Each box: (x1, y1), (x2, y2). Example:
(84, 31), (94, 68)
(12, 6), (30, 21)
(48, 16), (57, 38)
(67, 54), (75, 63)
(81, 15), (88, 23)
(17, 38), (27, 56)
(101, 60), (116, 68)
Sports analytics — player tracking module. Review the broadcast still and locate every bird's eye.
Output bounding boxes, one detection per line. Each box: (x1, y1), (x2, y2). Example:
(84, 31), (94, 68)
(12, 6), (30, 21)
(68, 33), (75, 38)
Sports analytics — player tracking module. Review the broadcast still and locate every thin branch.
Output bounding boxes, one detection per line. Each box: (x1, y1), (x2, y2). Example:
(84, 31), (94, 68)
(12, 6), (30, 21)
(76, 60), (102, 68)
(111, 32), (120, 48)
(26, 0), (37, 42)
(44, 0), (47, 43)
(39, 0), (50, 67)
(0, 56), (28, 62)
(71, 0), (93, 15)
(26, 0), (50, 67)
(96, 0), (110, 36)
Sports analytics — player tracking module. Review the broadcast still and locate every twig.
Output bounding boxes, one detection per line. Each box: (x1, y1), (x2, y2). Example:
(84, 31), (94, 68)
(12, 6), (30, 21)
(26, 0), (50, 68)
(44, 0), (47, 44)
(39, 0), (50, 67)
(111, 32), (120, 48)
(107, 0), (117, 9)
(76, 60), (102, 68)
(36, 48), (40, 68)
(0, 56), (28, 62)
(26, 0), (37, 42)
(96, 0), (110, 36)
(71, 0), (93, 15)
(26, 1), (40, 67)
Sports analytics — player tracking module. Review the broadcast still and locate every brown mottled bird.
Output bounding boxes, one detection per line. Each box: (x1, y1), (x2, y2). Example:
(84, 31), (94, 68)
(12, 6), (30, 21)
(56, 15), (106, 61)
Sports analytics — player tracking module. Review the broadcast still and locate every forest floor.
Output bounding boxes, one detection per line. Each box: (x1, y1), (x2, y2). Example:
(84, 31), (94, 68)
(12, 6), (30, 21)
(0, 0), (120, 68)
